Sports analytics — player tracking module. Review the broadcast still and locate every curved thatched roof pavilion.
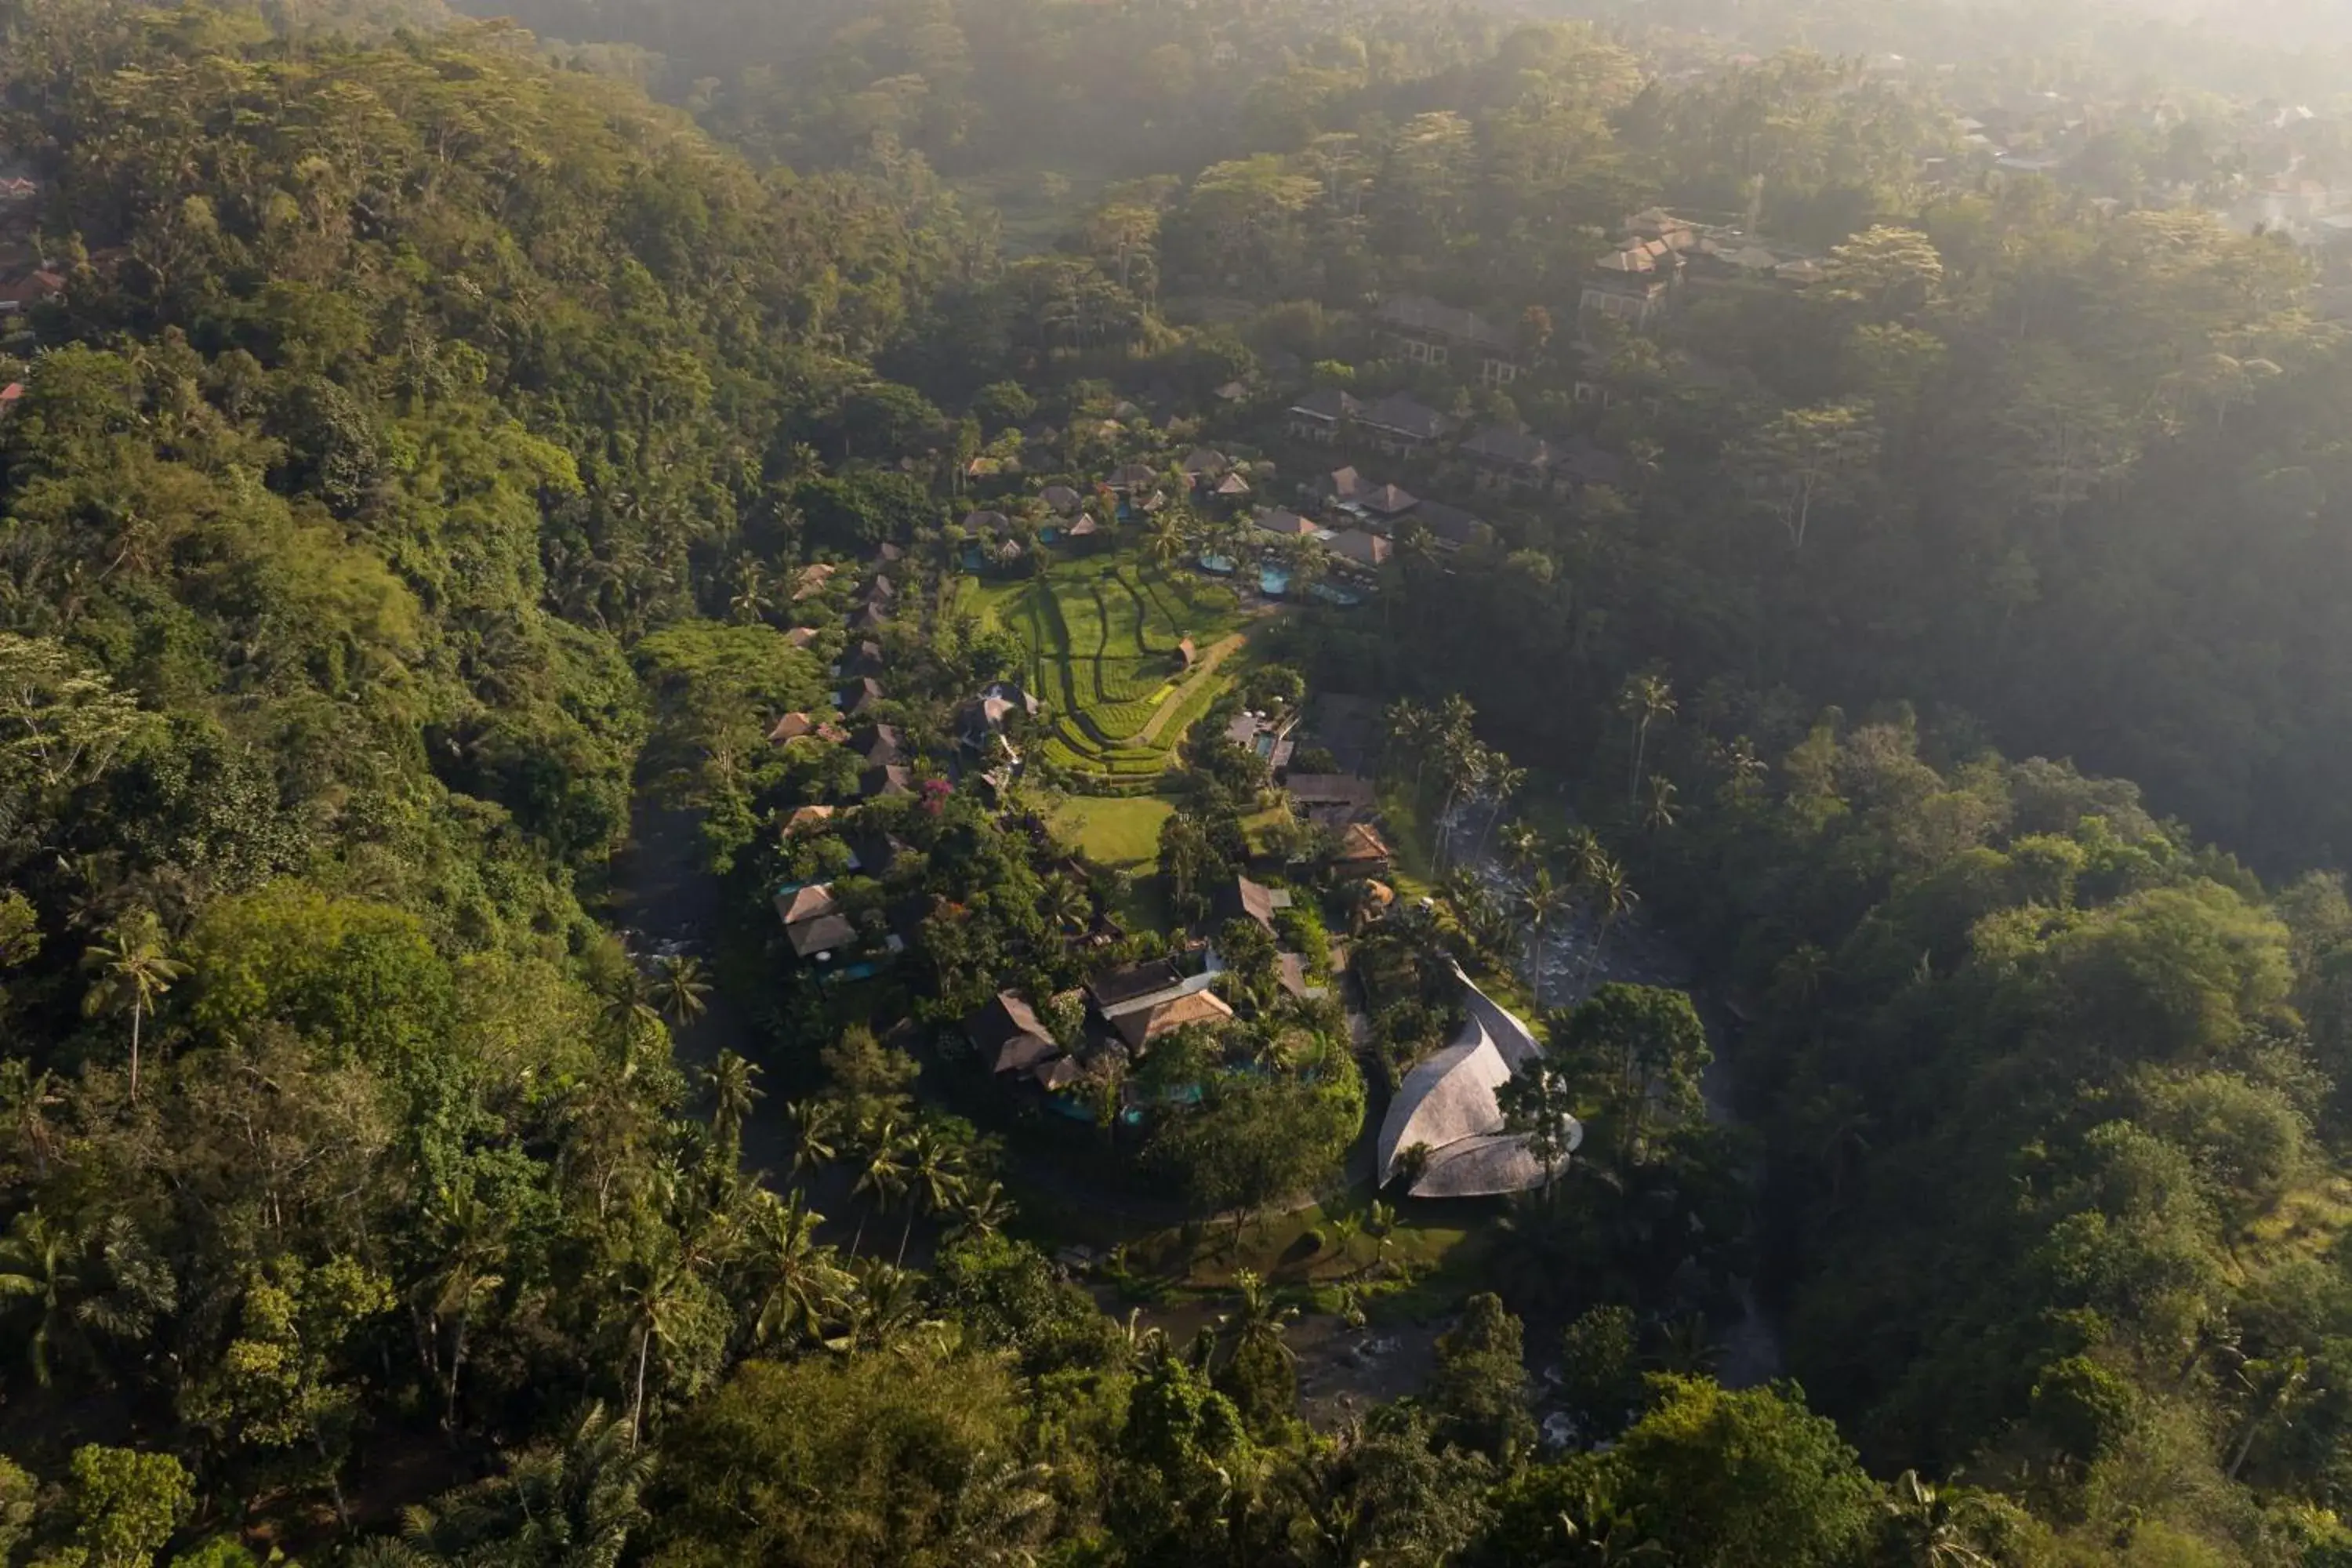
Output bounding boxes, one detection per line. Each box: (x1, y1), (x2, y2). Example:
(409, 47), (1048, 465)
(1376, 965), (1581, 1199)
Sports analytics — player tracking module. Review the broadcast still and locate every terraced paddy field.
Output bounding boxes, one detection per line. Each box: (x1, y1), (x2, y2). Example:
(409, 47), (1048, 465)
(959, 556), (1249, 793)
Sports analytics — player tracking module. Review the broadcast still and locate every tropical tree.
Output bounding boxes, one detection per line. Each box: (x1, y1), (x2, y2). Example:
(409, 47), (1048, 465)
(895, 1123), (967, 1267)
(80, 909), (187, 1102)
(1145, 510), (1192, 573)
(1584, 858), (1638, 988)
(1518, 867), (1570, 1010)
(0, 1207), (78, 1386)
(1642, 775), (1679, 837)
(946, 1180), (1017, 1245)
(1617, 675), (1675, 808)
(702, 1051), (763, 1163)
(651, 953), (712, 1027)
(740, 1189), (848, 1351)
(1499, 822), (1544, 880)
(785, 1098), (844, 1189)
(414, 1184), (510, 1434)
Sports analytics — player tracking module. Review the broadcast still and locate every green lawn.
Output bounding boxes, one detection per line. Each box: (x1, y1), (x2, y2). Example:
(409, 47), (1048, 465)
(1046, 791), (1174, 870)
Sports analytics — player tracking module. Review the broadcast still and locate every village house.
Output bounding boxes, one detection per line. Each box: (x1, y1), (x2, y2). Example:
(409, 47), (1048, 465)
(1216, 874), (1290, 934)
(1352, 393), (1455, 459)
(1284, 772), (1377, 826)
(1370, 294), (1526, 386)
(847, 723), (903, 771)
(1285, 387), (1359, 444)
(1457, 423), (1557, 494)
(839, 677), (886, 717)
(1413, 498), (1486, 551)
(967, 990), (1061, 1077)
(858, 762), (914, 799)
(775, 882), (857, 962)
(1326, 529), (1392, 572)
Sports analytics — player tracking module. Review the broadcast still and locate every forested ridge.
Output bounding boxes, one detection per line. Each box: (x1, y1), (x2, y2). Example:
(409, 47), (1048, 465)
(7, 0), (2352, 1565)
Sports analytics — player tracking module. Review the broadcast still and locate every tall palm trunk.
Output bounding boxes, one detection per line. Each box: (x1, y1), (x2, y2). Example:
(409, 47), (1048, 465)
(129, 999), (143, 1102)
(630, 1326), (653, 1447)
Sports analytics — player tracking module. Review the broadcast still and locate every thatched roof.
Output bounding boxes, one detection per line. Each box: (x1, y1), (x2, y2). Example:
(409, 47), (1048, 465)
(1375, 967), (1573, 1197)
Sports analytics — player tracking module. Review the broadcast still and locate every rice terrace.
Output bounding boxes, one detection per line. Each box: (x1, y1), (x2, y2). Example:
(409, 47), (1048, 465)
(961, 553), (1251, 793)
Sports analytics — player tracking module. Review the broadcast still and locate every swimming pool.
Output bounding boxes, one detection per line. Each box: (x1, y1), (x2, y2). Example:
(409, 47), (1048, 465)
(1196, 553), (1236, 575)
(1258, 565), (1290, 596)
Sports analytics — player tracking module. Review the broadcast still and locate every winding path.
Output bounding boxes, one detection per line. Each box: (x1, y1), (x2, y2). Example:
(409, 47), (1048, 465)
(1135, 631), (1247, 745)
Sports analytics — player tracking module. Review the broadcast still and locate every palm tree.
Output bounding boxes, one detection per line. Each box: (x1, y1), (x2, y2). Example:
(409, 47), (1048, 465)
(851, 1116), (910, 1255)
(947, 1454), (1058, 1566)
(1144, 510), (1190, 574)
(80, 909), (187, 1102)
(1477, 761), (1528, 862)
(1040, 875), (1093, 936)
(599, 966), (663, 1048)
(895, 1123), (967, 1267)
(1365, 1200), (1398, 1276)
(947, 1180), (1017, 1245)
(742, 1189), (849, 1350)
(1518, 867), (1570, 1011)
(1499, 822), (1544, 881)
(416, 1184), (509, 1434)
(785, 1098), (844, 1189)
(1879, 1469), (1998, 1568)
(702, 1050), (763, 1160)
(0, 1207), (78, 1386)
(1641, 774), (1679, 837)
(1327, 1210), (1363, 1276)
(728, 556), (773, 625)
(613, 1249), (688, 1446)
(1219, 1269), (1300, 1374)
(1582, 857), (1638, 989)
(1617, 673), (1676, 807)
(651, 953), (711, 1027)
(829, 1257), (941, 1354)
(1382, 697), (1433, 788)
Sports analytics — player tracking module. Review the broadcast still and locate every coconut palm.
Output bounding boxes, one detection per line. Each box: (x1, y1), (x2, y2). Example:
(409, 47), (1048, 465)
(0, 1207), (78, 1386)
(651, 953), (711, 1027)
(1145, 510), (1190, 573)
(947, 1454), (1058, 1566)
(895, 1123), (967, 1266)
(416, 1184), (510, 1432)
(1518, 867), (1570, 1011)
(1498, 822), (1544, 880)
(1040, 875), (1093, 935)
(1382, 697), (1434, 787)
(1477, 761), (1528, 862)
(1617, 673), (1675, 807)
(598, 966), (663, 1048)
(851, 1114), (910, 1255)
(728, 555), (773, 625)
(702, 1050), (763, 1159)
(742, 1188), (850, 1350)
(1641, 774), (1680, 836)
(612, 1247), (691, 1446)
(947, 1180), (1017, 1245)
(829, 1257), (942, 1354)
(1219, 1269), (1300, 1373)
(80, 909), (187, 1102)
(785, 1098), (844, 1189)
(1582, 857), (1638, 988)
(1879, 1469), (1998, 1568)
